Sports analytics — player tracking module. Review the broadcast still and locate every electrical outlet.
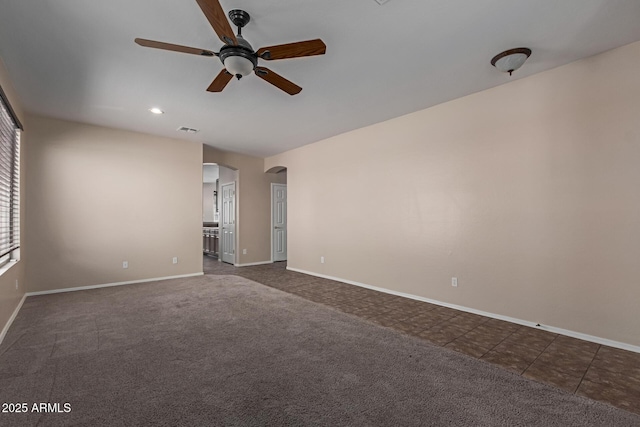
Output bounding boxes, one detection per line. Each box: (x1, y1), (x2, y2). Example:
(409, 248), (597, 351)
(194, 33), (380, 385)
(242, 249), (247, 255)
(122, 261), (128, 269)
(172, 257), (178, 264)
(452, 277), (458, 287)
(320, 256), (325, 264)
(15, 279), (18, 290)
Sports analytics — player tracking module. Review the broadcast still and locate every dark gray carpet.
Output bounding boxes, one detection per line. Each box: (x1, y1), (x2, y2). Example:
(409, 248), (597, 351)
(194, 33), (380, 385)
(1, 275), (638, 426)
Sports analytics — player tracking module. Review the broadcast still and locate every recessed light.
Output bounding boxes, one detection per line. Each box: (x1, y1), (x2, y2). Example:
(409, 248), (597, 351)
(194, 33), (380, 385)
(149, 107), (164, 115)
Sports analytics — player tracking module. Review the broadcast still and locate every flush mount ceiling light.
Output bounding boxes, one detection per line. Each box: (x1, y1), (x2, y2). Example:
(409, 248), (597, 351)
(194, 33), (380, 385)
(149, 107), (164, 114)
(491, 48), (532, 76)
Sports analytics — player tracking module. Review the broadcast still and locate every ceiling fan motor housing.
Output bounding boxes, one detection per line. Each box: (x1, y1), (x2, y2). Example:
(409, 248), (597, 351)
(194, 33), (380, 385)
(219, 37), (257, 79)
(219, 10), (257, 79)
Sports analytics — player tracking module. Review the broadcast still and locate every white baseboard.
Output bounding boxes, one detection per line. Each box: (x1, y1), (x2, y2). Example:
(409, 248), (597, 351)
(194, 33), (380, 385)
(26, 272), (204, 296)
(287, 267), (640, 354)
(0, 294), (27, 347)
(234, 261), (273, 267)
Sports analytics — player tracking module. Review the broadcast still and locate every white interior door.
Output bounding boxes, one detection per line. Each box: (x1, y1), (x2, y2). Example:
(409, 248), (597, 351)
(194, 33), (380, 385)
(272, 184), (287, 262)
(221, 182), (236, 265)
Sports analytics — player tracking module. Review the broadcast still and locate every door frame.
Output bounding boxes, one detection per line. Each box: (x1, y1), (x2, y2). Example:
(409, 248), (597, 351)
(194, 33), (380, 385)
(271, 183), (287, 262)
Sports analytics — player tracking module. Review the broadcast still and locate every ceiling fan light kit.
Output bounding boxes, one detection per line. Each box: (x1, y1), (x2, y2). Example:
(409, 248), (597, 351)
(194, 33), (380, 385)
(134, 0), (326, 95)
(223, 54), (255, 78)
(491, 47), (532, 76)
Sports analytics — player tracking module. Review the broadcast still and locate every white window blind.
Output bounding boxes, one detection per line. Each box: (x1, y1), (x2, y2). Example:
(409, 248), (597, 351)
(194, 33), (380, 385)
(0, 87), (21, 263)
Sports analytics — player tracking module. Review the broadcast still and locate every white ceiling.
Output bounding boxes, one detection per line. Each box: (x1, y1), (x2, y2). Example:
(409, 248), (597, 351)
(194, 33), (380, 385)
(1, 0), (640, 157)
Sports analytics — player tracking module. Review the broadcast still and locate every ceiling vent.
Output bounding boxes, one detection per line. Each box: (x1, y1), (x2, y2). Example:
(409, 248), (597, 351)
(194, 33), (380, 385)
(374, 0), (390, 4)
(177, 126), (199, 134)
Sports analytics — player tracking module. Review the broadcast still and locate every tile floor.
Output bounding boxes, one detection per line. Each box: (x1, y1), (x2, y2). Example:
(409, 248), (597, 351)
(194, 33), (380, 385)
(203, 256), (640, 416)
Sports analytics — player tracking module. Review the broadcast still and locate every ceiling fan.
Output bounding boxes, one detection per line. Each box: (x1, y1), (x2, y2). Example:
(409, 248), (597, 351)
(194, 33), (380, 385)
(135, 0), (326, 95)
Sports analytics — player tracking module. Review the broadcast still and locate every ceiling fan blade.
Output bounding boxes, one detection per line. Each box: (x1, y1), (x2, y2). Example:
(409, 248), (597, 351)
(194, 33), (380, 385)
(135, 38), (216, 57)
(254, 67), (302, 95)
(256, 39), (326, 60)
(196, 0), (238, 46)
(207, 69), (233, 92)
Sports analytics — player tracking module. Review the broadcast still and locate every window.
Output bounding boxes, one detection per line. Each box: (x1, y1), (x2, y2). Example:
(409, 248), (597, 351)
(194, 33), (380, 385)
(0, 85), (21, 267)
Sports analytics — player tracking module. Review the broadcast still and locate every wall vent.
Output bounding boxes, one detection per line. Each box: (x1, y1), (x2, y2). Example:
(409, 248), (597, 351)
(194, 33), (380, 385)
(177, 126), (199, 134)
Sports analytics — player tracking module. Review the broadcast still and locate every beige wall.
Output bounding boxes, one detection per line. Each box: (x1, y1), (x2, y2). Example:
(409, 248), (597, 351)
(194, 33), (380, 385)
(203, 146), (285, 265)
(218, 164), (238, 187)
(0, 57), (26, 338)
(203, 182), (216, 223)
(25, 116), (203, 292)
(266, 40), (640, 347)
